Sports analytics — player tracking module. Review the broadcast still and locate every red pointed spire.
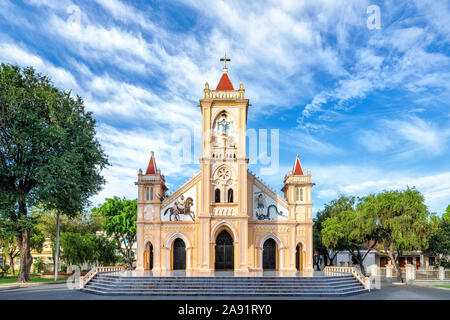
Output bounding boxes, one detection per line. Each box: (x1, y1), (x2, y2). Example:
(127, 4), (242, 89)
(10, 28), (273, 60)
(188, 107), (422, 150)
(216, 72), (234, 90)
(146, 151), (157, 175)
(293, 154), (304, 176)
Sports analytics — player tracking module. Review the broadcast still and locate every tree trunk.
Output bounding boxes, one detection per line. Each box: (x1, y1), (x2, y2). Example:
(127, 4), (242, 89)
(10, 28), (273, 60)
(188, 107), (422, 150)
(358, 261), (366, 276)
(9, 255), (15, 275)
(388, 242), (403, 283)
(17, 228), (32, 283)
(54, 211), (61, 281)
(17, 200), (32, 283)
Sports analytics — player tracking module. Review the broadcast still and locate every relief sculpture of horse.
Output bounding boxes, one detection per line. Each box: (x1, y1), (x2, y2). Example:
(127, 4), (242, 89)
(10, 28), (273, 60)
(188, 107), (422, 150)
(163, 197), (195, 221)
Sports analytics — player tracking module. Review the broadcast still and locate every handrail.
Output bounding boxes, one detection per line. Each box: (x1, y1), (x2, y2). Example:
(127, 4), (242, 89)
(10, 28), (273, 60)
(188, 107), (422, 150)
(323, 266), (371, 291)
(79, 266), (126, 289)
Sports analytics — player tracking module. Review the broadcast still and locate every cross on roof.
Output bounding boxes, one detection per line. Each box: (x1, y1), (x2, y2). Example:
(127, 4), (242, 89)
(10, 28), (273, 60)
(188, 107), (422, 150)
(220, 53), (230, 69)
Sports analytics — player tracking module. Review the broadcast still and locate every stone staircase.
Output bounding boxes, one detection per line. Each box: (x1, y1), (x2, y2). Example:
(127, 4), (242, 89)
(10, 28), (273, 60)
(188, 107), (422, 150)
(82, 273), (368, 297)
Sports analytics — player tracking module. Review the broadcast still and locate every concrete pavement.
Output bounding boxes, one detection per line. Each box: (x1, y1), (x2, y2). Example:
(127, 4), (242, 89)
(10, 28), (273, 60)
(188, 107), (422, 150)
(0, 282), (449, 300)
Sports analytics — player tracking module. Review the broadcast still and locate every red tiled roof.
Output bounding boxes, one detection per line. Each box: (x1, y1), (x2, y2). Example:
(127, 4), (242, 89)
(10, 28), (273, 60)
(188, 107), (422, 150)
(216, 72), (234, 90)
(146, 153), (157, 175)
(293, 155), (304, 176)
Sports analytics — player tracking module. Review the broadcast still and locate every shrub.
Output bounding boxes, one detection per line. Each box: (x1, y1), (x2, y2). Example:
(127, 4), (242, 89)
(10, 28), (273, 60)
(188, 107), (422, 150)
(33, 258), (44, 274)
(0, 264), (10, 278)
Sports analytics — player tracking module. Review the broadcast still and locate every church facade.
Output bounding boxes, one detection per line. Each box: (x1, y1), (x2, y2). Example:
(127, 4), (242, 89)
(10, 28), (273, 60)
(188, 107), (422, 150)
(135, 60), (315, 273)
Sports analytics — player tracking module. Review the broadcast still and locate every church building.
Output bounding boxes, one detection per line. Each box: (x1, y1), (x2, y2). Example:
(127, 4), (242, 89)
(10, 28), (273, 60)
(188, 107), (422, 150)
(135, 57), (315, 273)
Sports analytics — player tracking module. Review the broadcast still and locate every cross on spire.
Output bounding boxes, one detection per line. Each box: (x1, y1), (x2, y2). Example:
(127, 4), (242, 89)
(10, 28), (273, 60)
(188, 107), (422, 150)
(220, 53), (230, 70)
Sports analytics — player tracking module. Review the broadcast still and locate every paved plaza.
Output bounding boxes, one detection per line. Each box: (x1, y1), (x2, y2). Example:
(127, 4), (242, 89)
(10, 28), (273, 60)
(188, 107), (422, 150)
(0, 281), (448, 300)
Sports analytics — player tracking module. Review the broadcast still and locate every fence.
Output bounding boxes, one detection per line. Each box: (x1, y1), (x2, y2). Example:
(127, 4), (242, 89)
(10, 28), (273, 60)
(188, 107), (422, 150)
(368, 265), (449, 282)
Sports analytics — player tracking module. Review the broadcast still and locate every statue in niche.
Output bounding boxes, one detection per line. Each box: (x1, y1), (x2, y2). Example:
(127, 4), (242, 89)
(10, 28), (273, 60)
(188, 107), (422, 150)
(227, 136), (236, 148)
(217, 113), (231, 135)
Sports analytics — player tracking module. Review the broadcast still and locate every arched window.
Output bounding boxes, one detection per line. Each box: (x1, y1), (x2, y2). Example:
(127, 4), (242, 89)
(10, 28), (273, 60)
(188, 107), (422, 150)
(295, 187), (303, 202)
(215, 188), (221, 203)
(227, 189), (233, 203)
(146, 187), (154, 201)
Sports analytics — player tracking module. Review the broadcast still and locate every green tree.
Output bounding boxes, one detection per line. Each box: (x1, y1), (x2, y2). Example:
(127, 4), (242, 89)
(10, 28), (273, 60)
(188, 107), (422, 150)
(92, 197), (137, 269)
(359, 187), (430, 282)
(1, 233), (19, 275)
(313, 196), (355, 270)
(426, 207), (450, 268)
(1, 210), (44, 275)
(60, 232), (119, 268)
(322, 206), (379, 275)
(30, 225), (45, 254)
(0, 64), (108, 282)
(35, 209), (103, 271)
(60, 232), (95, 267)
(33, 257), (44, 273)
(94, 236), (120, 266)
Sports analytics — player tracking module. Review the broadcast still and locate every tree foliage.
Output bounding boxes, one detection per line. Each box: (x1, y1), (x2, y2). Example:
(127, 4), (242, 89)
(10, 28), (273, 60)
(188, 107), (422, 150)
(358, 187), (430, 282)
(92, 197), (137, 269)
(60, 232), (119, 268)
(0, 64), (108, 282)
(321, 196), (378, 275)
(314, 195), (356, 270)
(426, 207), (450, 268)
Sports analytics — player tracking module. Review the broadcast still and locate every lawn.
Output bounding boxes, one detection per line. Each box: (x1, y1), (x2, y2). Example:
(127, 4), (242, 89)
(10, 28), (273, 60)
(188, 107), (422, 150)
(434, 285), (450, 288)
(0, 276), (68, 284)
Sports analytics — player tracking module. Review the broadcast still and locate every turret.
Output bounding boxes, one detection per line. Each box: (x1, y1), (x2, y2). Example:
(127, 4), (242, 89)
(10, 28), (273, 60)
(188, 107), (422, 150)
(281, 154), (315, 221)
(135, 151), (167, 222)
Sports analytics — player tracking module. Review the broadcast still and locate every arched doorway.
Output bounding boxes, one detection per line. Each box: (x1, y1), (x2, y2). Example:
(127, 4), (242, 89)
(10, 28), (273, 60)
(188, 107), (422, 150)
(144, 242), (153, 270)
(172, 238), (186, 270)
(296, 243), (303, 271)
(263, 238), (277, 270)
(215, 230), (234, 270)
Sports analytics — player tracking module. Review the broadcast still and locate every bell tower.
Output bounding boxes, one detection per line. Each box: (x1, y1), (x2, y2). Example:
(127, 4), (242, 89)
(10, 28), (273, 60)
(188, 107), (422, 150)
(197, 55), (250, 272)
(198, 55), (249, 215)
(135, 151), (167, 271)
(282, 154), (315, 271)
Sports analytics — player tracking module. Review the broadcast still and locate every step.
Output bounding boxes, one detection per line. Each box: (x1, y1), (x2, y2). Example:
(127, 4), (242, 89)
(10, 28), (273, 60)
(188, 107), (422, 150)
(81, 274), (368, 297)
(84, 284), (364, 293)
(82, 287), (368, 297)
(87, 282), (361, 289)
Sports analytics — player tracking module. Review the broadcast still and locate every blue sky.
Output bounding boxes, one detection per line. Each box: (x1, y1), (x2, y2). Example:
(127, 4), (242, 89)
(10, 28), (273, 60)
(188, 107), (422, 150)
(1, 0), (449, 215)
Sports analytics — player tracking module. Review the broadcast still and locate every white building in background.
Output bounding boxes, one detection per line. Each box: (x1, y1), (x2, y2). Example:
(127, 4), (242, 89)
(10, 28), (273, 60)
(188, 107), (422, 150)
(329, 250), (437, 270)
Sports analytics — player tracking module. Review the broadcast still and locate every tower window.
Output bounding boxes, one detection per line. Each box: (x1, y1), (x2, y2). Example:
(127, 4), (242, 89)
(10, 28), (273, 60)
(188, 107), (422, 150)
(215, 188), (221, 203)
(227, 189), (233, 203)
(296, 187), (303, 202)
(146, 187), (154, 201)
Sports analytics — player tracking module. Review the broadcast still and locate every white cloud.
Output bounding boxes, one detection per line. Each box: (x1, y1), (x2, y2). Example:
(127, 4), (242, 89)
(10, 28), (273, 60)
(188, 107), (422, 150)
(383, 116), (448, 156)
(90, 123), (201, 205)
(94, 0), (158, 32)
(357, 130), (393, 152)
(0, 41), (79, 90)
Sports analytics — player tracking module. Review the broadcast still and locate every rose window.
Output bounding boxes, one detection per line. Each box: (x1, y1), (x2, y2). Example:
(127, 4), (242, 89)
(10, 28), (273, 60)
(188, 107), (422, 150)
(218, 168), (231, 180)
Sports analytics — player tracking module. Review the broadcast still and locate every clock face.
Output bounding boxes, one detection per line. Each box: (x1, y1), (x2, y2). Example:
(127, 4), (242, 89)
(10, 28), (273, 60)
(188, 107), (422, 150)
(218, 167), (231, 180)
